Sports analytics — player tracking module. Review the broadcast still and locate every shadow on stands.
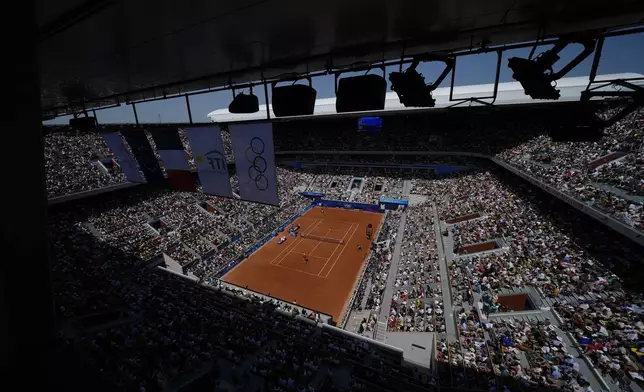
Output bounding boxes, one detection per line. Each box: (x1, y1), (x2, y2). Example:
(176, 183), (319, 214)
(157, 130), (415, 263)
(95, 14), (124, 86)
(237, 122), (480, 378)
(46, 150), (644, 391)
(50, 195), (575, 392)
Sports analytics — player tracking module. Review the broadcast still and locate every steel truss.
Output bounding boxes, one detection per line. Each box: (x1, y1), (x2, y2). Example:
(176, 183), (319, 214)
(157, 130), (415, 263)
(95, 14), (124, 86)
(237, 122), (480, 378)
(45, 26), (644, 125)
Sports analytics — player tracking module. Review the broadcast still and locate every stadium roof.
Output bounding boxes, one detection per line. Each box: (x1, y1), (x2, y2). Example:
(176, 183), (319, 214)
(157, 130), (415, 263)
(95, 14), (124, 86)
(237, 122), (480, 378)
(207, 73), (644, 122)
(39, 0), (644, 118)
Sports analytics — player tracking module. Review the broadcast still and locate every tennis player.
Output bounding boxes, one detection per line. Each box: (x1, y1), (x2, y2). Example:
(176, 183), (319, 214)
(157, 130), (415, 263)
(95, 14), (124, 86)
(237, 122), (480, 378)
(302, 253), (309, 263)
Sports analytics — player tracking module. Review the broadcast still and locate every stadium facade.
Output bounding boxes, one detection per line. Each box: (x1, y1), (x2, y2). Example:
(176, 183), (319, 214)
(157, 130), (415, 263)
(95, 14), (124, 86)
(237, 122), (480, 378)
(207, 73), (644, 123)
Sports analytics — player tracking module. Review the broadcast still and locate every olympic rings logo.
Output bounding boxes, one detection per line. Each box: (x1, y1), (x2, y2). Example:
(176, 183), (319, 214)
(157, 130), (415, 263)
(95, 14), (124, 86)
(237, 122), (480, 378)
(245, 137), (269, 191)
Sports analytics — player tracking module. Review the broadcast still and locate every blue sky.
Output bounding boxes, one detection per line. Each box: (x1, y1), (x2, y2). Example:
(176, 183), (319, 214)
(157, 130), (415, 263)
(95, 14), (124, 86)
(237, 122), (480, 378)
(45, 32), (644, 125)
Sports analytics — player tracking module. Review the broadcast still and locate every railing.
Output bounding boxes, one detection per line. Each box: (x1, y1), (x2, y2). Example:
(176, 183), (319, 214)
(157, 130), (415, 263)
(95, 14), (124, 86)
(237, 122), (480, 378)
(492, 158), (644, 246)
(48, 182), (138, 205)
(213, 278), (333, 324)
(550, 309), (612, 392)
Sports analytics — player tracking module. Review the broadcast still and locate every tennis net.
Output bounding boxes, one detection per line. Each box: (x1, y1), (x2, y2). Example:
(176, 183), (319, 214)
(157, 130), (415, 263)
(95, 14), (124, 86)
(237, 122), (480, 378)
(300, 233), (344, 244)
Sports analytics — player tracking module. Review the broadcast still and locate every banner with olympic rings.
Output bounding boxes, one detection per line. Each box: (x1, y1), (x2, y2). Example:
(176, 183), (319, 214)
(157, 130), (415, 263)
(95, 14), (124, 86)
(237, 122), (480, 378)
(229, 122), (279, 205)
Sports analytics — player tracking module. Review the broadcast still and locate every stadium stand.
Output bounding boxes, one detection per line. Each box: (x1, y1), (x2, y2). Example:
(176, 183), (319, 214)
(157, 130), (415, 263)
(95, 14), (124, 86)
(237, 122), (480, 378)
(45, 131), (127, 197)
(43, 99), (644, 391)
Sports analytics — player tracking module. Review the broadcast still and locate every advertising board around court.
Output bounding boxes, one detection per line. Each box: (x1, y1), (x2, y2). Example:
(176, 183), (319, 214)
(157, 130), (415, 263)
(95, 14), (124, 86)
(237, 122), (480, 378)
(379, 197), (409, 210)
(300, 191), (325, 200)
(318, 199), (384, 213)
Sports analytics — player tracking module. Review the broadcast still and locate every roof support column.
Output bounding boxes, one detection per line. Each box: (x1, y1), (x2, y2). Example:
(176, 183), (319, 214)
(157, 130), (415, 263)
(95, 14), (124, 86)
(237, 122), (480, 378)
(3, 1), (53, 388)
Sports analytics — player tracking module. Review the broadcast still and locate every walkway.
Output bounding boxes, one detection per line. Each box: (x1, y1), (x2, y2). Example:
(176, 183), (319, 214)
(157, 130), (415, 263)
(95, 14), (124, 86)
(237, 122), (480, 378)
(592, 181), (644, 204)
(377, 210), (407, 326)
(402, 179), (412, 196)
(530, 155), (644, 204)
(360, 279), (372, 310)
(480, 301), (609, 391)
(81, 222), (103, 239)
(432, 204), (457, 341)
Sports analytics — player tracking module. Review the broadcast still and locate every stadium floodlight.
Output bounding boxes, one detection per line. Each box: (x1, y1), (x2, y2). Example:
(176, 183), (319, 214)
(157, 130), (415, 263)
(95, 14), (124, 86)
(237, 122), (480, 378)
(509, 37), (596, 100)
(228, 85), (259, 114)
(335, 73), (387, 113)
(389, 54), (454, 108)
(69, 116), (97, 132)
(271, 76), (317, 117)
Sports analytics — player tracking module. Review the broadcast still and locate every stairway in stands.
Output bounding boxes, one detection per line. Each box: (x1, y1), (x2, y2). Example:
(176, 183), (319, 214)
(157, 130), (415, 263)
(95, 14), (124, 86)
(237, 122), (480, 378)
(375, 321), (387, 343)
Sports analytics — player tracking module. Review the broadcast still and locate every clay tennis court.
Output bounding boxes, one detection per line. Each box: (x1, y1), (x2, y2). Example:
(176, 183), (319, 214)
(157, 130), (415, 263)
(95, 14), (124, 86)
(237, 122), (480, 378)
(222, 206), (384, 322)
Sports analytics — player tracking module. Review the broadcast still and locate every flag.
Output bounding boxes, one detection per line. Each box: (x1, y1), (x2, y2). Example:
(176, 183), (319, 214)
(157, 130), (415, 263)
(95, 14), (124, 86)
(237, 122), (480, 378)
(121, 130), (165, 184)
(184, 126), (233, 198)
(100, 131), (145, 183)
(149, 128), (196, 192)
(229, 122), (279, 205)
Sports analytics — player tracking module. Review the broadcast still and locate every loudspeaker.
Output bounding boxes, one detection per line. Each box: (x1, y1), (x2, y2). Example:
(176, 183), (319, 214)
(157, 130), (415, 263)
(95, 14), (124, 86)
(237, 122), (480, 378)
(336, 74), (386, 113)
(69, 116), (97, 132)
(228, 93), (259, 113)
(272, 84), (317, 117)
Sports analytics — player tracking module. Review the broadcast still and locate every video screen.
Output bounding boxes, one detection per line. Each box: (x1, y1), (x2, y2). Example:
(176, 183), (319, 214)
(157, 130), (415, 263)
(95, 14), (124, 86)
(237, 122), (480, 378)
(357, 117), (382, 132)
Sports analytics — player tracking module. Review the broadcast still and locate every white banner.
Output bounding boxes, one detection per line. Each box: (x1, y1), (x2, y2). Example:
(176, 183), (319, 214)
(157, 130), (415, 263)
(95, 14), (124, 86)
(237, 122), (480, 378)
(101, 131), (146, 183)
(184, 126), (233, 198)
(158, 150), (191, 171)
(229, 122), (279, 205)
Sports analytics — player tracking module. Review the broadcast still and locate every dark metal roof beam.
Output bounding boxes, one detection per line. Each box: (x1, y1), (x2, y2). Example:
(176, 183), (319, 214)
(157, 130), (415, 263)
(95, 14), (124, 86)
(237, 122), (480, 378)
(42, 25), (644, 117)
(38, 0), (116, 42)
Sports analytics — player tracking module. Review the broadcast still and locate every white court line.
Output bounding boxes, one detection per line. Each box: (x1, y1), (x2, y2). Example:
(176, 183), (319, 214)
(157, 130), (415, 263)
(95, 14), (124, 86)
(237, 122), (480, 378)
(270, 219), (322, 266)
(269, 237), (303, 266)
(273, 219), (325, 267)
(273, 263), (328, 278)
(322, 222), (359, 278)
(285, 252), (327, 260)
(270, 219), (321, 265)
(308, 229), (331, 256)
(304, 219), (324, 236)
(316, 223), (356, 277)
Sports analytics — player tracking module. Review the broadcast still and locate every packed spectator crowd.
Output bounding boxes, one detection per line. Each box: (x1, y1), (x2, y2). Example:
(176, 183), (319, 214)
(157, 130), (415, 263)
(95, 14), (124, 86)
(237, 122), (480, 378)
(45, 102), (642, 238)
(556, 296), (644, 384)
(351, 210), (402, 336)
(451, 217), (504, 254)
(48, 159), (644, 390)
(424, 169), (644, 388)
(275, 105), (643, 233)
(45, 131), (126, 197)
(488, 319), (593, 391)
(389, 201), (445, 333)
(44, 127), (233, 199)
(51, 203), (432, 390)
(43, 102), (644, 390)
(497, 106), (644, 231)
(63, 167), (314, 282)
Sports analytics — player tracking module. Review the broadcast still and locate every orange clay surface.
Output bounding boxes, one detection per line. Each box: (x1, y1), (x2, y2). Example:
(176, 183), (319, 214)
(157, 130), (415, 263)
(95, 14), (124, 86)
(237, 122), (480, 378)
(222, 206), (384, 321)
